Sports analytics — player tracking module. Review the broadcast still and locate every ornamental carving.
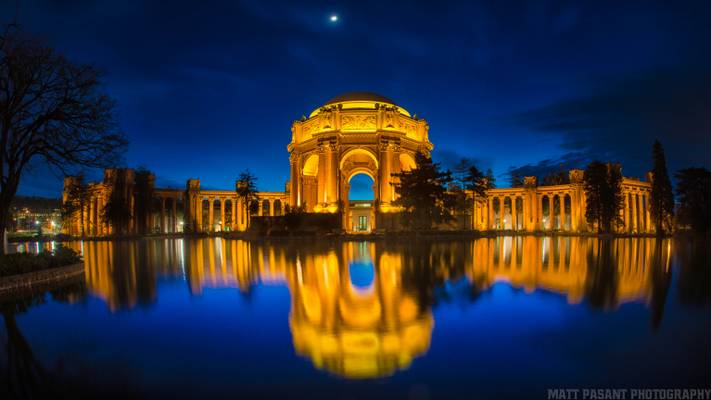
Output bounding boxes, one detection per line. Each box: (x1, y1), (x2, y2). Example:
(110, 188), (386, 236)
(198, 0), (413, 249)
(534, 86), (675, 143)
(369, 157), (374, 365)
(341, 115), (376, 130)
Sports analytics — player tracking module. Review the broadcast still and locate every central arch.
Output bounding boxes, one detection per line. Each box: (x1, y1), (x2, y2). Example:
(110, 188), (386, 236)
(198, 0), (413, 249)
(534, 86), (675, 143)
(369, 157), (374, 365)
(288, 92), (434, 231)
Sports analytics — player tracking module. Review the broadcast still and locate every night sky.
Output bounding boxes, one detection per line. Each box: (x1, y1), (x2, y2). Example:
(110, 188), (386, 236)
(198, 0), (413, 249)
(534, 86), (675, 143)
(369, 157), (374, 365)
(4, 0), (711, 198)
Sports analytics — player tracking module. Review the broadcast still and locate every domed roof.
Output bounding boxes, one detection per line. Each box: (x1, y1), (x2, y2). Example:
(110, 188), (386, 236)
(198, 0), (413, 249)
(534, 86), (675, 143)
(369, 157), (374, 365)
(309, 92), (410, 118)
(324, 92), (396, 106)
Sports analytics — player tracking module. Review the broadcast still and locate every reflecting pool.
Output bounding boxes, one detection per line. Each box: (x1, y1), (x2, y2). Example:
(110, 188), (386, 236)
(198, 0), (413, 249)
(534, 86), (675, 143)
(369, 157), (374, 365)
(2, 237), (711, 399)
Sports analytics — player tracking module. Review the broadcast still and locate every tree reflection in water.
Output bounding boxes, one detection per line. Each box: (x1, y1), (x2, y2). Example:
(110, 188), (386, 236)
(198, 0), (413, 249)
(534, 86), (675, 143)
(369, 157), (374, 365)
(0, 283), (86, 399)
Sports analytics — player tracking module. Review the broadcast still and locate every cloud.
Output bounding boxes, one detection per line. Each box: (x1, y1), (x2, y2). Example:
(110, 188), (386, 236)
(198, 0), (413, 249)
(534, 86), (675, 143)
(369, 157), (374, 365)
(512, 65), (711, 178)
(433, 149), (493, 172)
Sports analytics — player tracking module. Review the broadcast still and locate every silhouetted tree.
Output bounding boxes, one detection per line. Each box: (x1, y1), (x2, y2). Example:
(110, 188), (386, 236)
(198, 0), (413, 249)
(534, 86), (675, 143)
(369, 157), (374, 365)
(101, 168), (131, 235)
(542, 168), (570, 186)
(0, 25), (126, 253)
(485, 168), (496, 189)
(649, 140), (675, 235)
(509, 172), (523, 188)
(392, 152), (454, 230)
(584, 161), (623, 233)
(133, 167), (155, 234)
(236, 169), (259, 228)
(585, 239), (619, 309)
(61, 175), (90, 236)
(675, 167), (711, 233)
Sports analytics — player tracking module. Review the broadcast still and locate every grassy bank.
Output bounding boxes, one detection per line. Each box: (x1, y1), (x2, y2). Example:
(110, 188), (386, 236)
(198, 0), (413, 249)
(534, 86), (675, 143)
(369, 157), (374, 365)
(0, 247), (82, 278)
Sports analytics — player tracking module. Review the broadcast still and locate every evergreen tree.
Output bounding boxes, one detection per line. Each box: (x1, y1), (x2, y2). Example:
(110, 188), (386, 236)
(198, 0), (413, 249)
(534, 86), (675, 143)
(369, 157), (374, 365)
(675, 167), (711, 233)
(392, 152), (454, 230)
(649, 140), (675, 235)
(133, 168), (155, 234)
(584, 162), (623, 233)
(101, 169), (132, 235)
(236, 169), (259, 228)
(509, 172), (523, 188)
(485, 168), (496, 189)
(61, 175), (90, 236)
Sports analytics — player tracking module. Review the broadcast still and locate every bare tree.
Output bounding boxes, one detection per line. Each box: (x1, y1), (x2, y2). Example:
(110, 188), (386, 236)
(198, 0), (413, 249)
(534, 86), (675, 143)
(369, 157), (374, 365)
(0, 25), (126, 252)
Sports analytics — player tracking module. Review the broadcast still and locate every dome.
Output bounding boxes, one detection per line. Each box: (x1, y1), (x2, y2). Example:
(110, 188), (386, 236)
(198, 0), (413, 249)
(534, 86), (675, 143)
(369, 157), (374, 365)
(309, 92), (410, 118)
(324, 92), (396, 106)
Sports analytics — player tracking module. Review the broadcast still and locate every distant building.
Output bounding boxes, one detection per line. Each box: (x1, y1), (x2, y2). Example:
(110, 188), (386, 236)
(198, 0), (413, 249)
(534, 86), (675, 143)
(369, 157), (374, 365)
(9, 197), (62, 234)
(62, 92), (654, 236)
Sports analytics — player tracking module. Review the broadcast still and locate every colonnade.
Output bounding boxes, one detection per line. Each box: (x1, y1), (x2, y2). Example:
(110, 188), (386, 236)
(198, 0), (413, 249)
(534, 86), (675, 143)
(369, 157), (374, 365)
(185, 189), (288, 233)
(472, 176), (654, 234)
(473, 187), (585, 232)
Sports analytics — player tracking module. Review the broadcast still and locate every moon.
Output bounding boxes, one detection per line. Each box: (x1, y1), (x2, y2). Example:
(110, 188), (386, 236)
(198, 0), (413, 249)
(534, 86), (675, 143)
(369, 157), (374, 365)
(329, 14), (338, 23)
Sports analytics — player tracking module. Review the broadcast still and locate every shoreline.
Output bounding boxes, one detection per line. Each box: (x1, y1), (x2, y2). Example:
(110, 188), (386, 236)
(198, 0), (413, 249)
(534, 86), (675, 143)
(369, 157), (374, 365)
(7, 230), (680, 244)
(0, 262), (85, 302)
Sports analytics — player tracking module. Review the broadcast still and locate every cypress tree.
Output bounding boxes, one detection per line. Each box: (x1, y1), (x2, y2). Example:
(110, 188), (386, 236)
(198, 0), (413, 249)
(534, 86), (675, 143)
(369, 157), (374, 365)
(649, 140), (675, 235)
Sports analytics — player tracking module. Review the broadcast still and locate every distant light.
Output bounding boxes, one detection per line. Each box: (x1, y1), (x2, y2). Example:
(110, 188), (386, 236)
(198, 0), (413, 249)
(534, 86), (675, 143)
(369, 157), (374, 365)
(330, 14), (338, 22)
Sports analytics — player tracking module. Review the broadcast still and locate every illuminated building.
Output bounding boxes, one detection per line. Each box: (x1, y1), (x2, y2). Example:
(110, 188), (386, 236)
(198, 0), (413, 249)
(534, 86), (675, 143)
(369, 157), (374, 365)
(62, 92), (654, 235)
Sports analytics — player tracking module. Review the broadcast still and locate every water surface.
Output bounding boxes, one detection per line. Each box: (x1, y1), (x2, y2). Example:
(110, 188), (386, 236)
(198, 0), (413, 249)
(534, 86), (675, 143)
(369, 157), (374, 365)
(2, 237), (711, 399)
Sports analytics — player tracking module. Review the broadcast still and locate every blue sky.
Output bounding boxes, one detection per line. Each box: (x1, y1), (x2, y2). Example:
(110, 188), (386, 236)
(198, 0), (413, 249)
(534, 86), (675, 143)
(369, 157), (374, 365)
(4, 0), (710, 198)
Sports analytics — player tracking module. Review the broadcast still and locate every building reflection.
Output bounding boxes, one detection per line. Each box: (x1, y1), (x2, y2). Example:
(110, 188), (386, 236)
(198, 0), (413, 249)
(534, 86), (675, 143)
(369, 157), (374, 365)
(73, 236), (675, 377)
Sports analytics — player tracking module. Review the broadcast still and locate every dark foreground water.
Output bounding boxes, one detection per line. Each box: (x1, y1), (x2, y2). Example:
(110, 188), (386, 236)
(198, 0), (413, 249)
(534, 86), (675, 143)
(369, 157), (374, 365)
(2, 237), (711, 399)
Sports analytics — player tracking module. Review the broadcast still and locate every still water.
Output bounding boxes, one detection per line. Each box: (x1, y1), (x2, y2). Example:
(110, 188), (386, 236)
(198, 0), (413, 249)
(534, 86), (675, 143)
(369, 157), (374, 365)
(2, 237), (711, 399)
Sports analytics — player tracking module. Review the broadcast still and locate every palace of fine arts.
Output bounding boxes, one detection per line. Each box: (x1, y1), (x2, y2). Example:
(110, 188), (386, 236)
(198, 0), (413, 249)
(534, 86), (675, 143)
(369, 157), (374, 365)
(62, 92), (656, 237)
(2, 2), (711, 399)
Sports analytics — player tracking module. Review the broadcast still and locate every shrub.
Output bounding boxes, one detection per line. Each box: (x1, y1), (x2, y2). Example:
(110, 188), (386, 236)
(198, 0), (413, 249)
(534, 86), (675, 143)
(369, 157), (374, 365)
(0, 246), (82, 278)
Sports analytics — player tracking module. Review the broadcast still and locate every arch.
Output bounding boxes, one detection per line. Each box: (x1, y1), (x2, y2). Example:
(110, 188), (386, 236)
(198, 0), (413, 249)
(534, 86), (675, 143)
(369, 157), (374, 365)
(302, 154), (319, 176)
(515, 197), (523, 230)
(273, 199), (282, 216)
(262, 199), (271, 216)
(493, 198), (501, 229)
(339, 147), (379, 171)
(399, 153), (417, 172)
(348, 172), (375, 201)
(503, 197), (512, 230)
(564, 194), (572, 231)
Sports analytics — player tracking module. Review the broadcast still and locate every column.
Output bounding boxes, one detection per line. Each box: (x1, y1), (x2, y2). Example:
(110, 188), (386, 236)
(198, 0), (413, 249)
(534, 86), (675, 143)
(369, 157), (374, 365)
(645, 194), (652, 233)
(548, 195), (554, 230)
(195, 196), (203, 232)
(220, 198), (225, 231)
(326, 144), (338, 206)
(512, 197), (518, 230)
(488, 197), (495, 230)
(559, 195), (565, 231)
(160, 197), (166, 234)
(172, 196), (177, 233)
(290, 155), (299, 207)
(379, 141), (394, 208)
(269, 200), (274, 216)
(208, 198), (214, 232)
(632, 193), (639, 232)
(258, 200), (263, 217)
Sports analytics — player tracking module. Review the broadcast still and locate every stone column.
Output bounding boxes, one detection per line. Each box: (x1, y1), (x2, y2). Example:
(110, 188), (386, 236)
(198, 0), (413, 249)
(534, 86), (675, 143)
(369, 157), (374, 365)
(548, 195), (554, 230)
(208, 198), (214, 232)
(160, 197), (166, 234)
(258, 200), (263, 217)
(220, 198), (225, 231)
(488, 197), (495, 230)
(290, 154), (299, 207)
(512, 198), (518, 230)
(559, 195), (566, 231)
(379, 140), (394, 209)
(269, 200), (274, 216)
(326, 143), (338, 207)
(172, 196), (177, 233)
(632, 193), (639, 232)
(195, 197), (203, 232)
(645, 194), (652, 233)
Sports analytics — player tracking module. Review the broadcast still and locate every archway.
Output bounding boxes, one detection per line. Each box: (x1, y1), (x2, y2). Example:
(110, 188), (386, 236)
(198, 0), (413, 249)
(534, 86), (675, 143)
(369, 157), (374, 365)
(347, 172), (375, 233)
